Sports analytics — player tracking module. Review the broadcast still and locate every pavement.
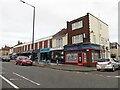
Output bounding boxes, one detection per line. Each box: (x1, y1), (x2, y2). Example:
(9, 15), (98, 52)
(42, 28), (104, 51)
(33, 62), (96, 72)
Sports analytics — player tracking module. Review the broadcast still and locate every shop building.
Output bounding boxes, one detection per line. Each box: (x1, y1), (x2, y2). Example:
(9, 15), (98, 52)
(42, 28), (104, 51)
(38, 36), (52, 62)
(64, 13), (110, 66)
(110, 42), (120, 60)
(13, 42), (33, 57)
(13, 36), (52, 61)
(12, 13), (110, 66)
(51, 28), (68, 63)
(0, 45), (11, 56)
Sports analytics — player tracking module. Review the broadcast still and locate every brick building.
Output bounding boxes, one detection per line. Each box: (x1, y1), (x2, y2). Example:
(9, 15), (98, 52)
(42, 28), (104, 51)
(0, 45), (11, 56)
(12, 13), (110, 66)
(64, 13), (110, 66)
(13, 36), (52, 61)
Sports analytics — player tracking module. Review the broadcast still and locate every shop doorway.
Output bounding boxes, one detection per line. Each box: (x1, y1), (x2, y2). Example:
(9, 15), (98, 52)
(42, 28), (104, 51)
(78, 52), (84, 65)
(40, 52), (51, 63)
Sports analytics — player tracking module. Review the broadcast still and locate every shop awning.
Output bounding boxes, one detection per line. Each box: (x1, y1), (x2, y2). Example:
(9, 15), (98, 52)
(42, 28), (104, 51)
(64, 43), (100, 50)
(40, 48), (50, 53)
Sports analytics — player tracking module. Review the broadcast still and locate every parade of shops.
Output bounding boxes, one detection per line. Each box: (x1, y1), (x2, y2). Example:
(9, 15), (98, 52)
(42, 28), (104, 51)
(12, 13), (110, 67)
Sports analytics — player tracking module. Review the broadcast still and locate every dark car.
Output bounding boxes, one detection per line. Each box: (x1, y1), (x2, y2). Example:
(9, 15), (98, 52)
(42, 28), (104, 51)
(2, 56), (10, 62)
(15, 56), (33, 66)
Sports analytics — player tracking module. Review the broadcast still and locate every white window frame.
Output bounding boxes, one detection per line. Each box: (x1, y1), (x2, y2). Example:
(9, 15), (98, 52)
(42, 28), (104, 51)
(72, 21), (83, 30)
(84, 53), (87, 62)
(56, 38), (63, 48)
(72, 34), (83, 44)
(92, 52), (99, 62)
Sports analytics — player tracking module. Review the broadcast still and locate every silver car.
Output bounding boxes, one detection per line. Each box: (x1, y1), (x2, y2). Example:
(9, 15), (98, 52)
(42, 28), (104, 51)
(96, 58), (120, 71)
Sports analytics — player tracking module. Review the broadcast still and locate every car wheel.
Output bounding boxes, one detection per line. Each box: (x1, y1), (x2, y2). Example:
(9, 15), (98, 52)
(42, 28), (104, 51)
(20, 62), (23, 66)
(97, 69), (100, 71)
(118, 66), (120, 70)
(111, 66), (115, 72)
(15, 62), (17, 65)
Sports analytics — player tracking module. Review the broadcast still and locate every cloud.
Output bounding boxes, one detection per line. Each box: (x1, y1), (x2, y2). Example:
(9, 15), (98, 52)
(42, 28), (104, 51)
(0, 0), (119, 48)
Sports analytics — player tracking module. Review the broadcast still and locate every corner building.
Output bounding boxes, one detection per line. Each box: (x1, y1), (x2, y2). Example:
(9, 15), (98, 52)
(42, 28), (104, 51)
(64, 13), (110, 66)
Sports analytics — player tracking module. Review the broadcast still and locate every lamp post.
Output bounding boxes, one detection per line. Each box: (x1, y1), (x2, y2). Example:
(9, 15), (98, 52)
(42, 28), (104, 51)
(20, 0), (35, 61)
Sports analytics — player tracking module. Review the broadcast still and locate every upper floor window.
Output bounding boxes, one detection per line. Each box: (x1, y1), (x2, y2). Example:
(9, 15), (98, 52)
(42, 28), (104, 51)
(72, 34), (83, 44)
(93, 34), (96, 44)
(72, 21), (83, 30)
(56, 38), (63, 48)
(101, 37), (108, 45)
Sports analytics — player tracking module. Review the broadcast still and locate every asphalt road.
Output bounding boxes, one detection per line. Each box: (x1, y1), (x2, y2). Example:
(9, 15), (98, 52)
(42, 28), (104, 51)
(0, 61), (120, 89)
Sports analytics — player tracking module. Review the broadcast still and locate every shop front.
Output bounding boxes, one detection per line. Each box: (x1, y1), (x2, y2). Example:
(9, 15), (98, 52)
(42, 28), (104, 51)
(40, 48), (51, 63)
(17, 51), (32, 57)
(17, 50), (39, 61)
(50, 48), (64, 63)
(64, 43), (100, 67)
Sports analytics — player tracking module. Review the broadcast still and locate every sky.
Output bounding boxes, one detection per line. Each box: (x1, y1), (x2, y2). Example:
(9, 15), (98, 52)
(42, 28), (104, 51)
(0, 0), (119, 48)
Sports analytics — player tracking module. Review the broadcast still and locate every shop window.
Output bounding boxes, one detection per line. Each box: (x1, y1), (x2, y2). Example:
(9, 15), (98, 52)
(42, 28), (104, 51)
(66, 52), (77, 62)
(84, 53), (87, 62)
(101, 53), (105, 59)
(51, 51), (63, 61)
(106, 52), (108, 58)
(92, 52), (99, 62)
(51, 52), (54, 59)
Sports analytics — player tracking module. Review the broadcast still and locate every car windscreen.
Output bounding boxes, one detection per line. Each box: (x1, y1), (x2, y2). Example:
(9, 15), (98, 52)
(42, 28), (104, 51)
(98, 59), (110, 62)
(17, 56), (29, 60)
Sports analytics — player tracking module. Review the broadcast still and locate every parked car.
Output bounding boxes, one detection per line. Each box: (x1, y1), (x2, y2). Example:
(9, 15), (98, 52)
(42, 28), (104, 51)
(96, 58), (120, 71)
(15, 56), (33, 66)
(1, 56), (10, 62)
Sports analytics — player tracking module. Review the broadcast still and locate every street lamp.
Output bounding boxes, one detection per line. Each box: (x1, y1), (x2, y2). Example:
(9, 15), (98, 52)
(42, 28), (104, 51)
(20, 0), (35, 61)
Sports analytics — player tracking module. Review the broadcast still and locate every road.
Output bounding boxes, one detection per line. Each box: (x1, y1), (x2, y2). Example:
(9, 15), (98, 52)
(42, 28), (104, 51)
(0, 61), (119, 89)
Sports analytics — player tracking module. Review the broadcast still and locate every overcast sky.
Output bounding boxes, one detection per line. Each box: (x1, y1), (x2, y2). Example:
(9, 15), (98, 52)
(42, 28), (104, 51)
(0, 0), (119, 48)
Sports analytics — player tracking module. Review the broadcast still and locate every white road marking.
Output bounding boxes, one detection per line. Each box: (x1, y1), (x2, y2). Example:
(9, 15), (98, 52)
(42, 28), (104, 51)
(13, 72), (40, 86)
(0, 75), (19, 89)
(10, 78), (22, 81)
(114, 76), (120, 78)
